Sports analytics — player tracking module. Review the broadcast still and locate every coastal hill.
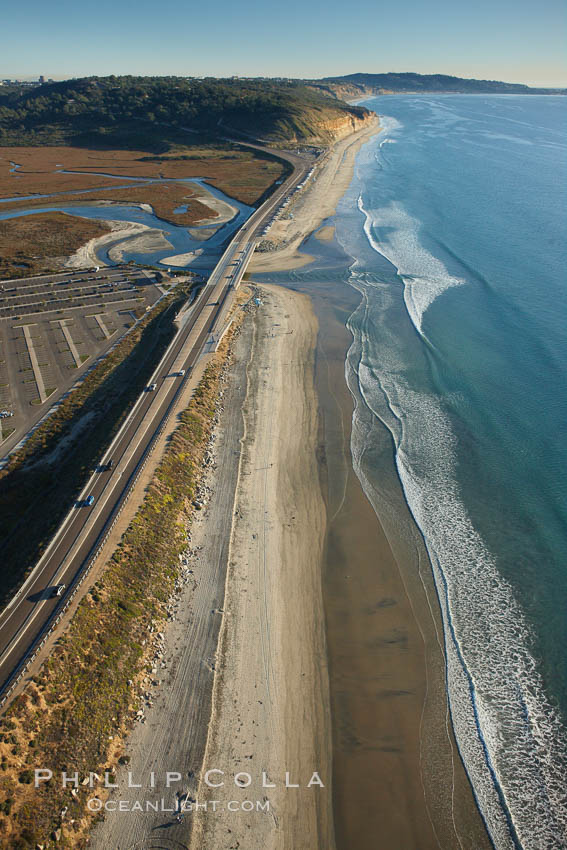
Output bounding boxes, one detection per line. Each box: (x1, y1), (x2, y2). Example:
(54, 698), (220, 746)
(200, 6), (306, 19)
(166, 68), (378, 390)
(310, 72), (566, 98)
(0, 76), (374, 148)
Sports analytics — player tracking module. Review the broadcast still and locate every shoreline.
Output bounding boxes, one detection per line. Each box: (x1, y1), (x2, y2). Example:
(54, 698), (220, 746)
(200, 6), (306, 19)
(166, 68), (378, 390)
(250, 117), (380, 272)
(86, 121), (492, 848)
(300, 281), (493, 849)
(240, 128), (492, 846)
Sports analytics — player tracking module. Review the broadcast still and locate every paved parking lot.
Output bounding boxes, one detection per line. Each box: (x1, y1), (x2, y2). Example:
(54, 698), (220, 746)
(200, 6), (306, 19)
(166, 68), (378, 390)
(0, 266), (163, 452)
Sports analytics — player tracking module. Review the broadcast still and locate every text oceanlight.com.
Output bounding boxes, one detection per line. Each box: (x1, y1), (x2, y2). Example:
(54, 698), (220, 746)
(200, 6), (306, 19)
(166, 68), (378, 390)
(34, 769), (325, 816)
(87, 798), (273, 813)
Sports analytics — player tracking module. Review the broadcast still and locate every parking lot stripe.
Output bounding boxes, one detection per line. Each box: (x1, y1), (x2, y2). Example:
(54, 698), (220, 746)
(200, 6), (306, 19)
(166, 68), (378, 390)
(93, 314), (112, 339)
(21, 325), (48, 403)
(56, 320), (83, 368)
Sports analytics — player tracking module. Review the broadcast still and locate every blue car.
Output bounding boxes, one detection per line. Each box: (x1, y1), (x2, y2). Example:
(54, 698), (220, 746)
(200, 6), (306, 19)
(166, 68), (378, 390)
(85, 495), (95, 507)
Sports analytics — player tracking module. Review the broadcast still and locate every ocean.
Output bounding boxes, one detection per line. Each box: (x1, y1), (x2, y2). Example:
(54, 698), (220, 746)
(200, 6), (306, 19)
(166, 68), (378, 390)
(265, 95), (567, 849)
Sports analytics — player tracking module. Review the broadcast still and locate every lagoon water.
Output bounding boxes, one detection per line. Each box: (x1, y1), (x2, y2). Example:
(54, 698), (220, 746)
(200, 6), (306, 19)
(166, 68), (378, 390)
(265, 95), (567, 849)
(0, 176), (253, 267)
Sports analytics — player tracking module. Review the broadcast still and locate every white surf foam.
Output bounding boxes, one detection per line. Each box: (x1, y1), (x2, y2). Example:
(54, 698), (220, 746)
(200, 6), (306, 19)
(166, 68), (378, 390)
(336, 96), (567, 849)
(345, 303), (567, 848)
(376, 114), (402, 137)
(356, 196), (465, 334)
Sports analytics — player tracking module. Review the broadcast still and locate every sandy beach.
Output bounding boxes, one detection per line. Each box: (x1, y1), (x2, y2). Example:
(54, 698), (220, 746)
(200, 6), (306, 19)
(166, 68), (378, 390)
(185, 278), (490, 850)
(243, 125), (491, 848)
(189, 284), (333, 849)
(250, 117), (379, 272)
(107, 228), (173, 262)
(161, 249), (203, 267)
(189, 184), (239, 226)
(86, 123), (491, 849)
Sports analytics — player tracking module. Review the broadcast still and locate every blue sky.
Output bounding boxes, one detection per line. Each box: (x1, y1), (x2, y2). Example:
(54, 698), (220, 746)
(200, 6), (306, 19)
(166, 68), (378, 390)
(2, 0), (566, 86)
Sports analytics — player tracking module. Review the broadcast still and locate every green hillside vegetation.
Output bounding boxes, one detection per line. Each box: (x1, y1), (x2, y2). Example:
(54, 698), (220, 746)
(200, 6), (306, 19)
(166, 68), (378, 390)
(0, 76), (371, 147)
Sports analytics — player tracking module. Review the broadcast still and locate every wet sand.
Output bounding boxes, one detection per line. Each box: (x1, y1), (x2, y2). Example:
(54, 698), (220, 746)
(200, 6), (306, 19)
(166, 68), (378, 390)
(299, 280), (493, 849)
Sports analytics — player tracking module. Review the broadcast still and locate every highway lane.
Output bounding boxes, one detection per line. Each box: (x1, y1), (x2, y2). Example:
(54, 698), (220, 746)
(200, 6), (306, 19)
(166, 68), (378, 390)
(0, 284), (219, 687)
(0, 148), (310, 700)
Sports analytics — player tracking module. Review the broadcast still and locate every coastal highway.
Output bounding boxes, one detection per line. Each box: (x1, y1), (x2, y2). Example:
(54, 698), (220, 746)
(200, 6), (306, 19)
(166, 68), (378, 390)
(0, 148), (311, 703)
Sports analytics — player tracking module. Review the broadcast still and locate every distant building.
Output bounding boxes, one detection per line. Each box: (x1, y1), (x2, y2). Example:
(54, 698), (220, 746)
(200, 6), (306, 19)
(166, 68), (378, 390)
(39, 75), (45, 84)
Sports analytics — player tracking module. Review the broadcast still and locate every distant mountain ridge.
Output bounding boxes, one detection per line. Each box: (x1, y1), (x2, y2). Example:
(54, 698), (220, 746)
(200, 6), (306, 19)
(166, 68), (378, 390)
(310, 72), (566, 98)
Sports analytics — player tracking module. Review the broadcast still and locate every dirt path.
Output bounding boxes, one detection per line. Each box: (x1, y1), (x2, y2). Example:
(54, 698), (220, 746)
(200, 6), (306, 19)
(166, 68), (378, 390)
(88, 322), (251, 850)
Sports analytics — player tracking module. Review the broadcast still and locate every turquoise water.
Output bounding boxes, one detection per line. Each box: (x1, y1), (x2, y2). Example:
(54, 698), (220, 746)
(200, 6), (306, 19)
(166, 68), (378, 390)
(265, 95), (567, 849)
(347, 95), (567, 850)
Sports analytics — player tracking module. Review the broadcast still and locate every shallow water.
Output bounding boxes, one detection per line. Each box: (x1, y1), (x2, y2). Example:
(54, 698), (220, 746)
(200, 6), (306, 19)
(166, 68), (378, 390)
(262, 95), (567, 850)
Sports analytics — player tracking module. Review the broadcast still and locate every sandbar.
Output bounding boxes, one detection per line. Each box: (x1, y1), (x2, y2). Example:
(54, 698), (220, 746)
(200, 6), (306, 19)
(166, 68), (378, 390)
(64, 219), (168, 268)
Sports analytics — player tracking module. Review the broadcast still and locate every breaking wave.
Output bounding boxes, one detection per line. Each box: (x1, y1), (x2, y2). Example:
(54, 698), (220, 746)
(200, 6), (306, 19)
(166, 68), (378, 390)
(357, 196), (465, 334)
(345, 271), (567, 850)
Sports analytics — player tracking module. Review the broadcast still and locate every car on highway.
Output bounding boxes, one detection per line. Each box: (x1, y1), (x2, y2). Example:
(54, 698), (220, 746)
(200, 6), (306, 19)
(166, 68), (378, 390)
(85, 495), (95, 507)
(176, 370), (186, 377)
(147, 383), (157, 392)
(52, 584), (66, 597)
(100, 459), (114, 471)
